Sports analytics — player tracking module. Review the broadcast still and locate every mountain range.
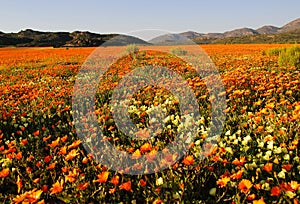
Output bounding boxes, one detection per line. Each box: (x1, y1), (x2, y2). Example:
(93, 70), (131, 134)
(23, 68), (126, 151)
(149, 18), (300, 44)
(0, 18), (299, 47)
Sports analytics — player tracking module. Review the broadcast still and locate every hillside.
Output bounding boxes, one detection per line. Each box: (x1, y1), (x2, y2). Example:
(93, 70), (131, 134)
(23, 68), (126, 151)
(0, 29), (150, 47)
(149, 18), (300, 44)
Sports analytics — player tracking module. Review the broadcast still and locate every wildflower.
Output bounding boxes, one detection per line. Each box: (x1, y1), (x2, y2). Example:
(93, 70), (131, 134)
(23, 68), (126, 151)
(65, 149), (79, 161)
(0, 168), (10, 178)
(182, 155), (194, 166)
(119, 181), (132, 191)
(77, 182), (89, 191)
(217, 176), (230, 188)
(140, 142), (152, 153)
(68, 139), (81, 149)
(231, 170), (244, 180)
(50, 180), (64, 195)
(132, 149), (141, 159)
(110, 175), (120, 185)
(262, 163), (273, 173)
(48, 137), (60, 148)
(156, 177), (163, 186)
(253, 196), (266, 204)
(270, 186), (281, 196)
(238, 179), (252, 193)
(232, 156), (246, 166)
(93, 171), (109, 183)
(140, 179), (147, 187)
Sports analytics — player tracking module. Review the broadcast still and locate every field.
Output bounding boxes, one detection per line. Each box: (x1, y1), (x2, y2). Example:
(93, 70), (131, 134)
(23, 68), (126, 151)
(0, 44), (299, 203)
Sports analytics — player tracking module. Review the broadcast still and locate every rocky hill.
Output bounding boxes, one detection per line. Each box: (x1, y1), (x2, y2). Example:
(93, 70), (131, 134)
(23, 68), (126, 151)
(0, 29), (149, 47)
(149, 18), (300, 44)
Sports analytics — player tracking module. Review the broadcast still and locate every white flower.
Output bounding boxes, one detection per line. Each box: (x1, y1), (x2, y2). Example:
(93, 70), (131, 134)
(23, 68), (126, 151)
(195, 140), (201, 146)
(257, 141), (265, 148)
(274, 147), (282, 154)
(283, 154), (290, 161)
(242, 135), (251, 146)
(277, 170), (286, 179)
(262, 182), (270, 190)
(233, 139), (239, 145)
(267, 141), (274, 150)
(156, 177), (163, 186)
(225, 147), (233, 154)
(286, 191), (296, 199)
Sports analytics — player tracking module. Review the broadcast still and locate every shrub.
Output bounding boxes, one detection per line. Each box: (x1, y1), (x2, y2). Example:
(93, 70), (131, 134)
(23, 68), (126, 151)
(262, 47), (286, 56)
(278, 45), (300, 68)
(169, 47), (188, 56)
(124, 44), (139, 55)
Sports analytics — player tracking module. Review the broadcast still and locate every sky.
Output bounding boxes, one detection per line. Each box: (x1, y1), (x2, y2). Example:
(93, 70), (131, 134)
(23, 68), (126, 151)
(1, 0), (299, 40)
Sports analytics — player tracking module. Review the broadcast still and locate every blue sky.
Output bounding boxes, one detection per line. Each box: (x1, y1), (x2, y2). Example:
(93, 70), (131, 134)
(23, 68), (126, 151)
(1, 0), (299, 40)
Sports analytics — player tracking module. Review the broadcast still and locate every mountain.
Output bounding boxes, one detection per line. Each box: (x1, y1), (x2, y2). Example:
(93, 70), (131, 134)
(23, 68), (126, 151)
(279, 18), (300, 33)
(149, 18), (300, 44)
(224, 28), (258, 37)
(0, 29), (149, 47)
(148, 33), (194, 45)
(256, 26), (279, 34)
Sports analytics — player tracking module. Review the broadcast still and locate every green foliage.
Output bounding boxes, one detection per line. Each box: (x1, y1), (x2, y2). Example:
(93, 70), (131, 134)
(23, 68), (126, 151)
(262, 47), (286, 56)
(278, 45), (300, 68)
(124, 44), (140, 55)
(169, 47), (188, 56)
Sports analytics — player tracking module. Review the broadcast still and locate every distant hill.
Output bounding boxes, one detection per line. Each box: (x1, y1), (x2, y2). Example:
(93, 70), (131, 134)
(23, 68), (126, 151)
(0, 29), (150, 47)
(149, 18), (300, 44)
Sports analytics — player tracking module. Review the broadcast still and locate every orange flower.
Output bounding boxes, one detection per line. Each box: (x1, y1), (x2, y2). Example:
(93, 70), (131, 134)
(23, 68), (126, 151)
(0, 168), (10, 178)
(77, 182), (89, 191)
(110, 175), (120, 185)
(13, 188), (43, 204)
(48, 137), (60, 148)
(270, 186), (281, 196)
(153, 199), (163, 204)
(140, 142), (152, 153)
(238, 179), (252, 193)
(46, 162), (56, 170)
(33, 130), (40, 136)
(109, 188), (116, 194)
(182, 155), (194, 166)
(93, 171), (109, 183)
(61, 135), (68, 142)
(44, 155), (52, 163)
(68, 139), (81, 149)
(253, 196), (266, 204)
(65, 168), (79, 183)
(282, 164), (293, 171)
(132, 149), (142, 159)
(65, 149), (79, 161)
(50, 179), (64, 195)
(146, 150), (157, 162)
(231, 170), (244, 180)
(140, 179), (147, 187)
(217, 176), (230, 188)
(232, 156), (246, 166)
(119, 181), (132, 192)
(262, 163), (273, 173)
(58, 146), (67, 155)
(16, 152), (22, 160)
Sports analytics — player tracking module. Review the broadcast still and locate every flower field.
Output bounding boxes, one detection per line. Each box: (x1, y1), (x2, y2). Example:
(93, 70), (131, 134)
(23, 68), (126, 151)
(0, 44), (299, 203)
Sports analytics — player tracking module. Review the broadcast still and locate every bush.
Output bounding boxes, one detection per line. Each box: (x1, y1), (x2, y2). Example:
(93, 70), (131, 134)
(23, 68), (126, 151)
(278, 45), (300, 68)
(124, 44), (139, 55)
(169, 47), (188, 56)
(262, 47), (286, 56)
